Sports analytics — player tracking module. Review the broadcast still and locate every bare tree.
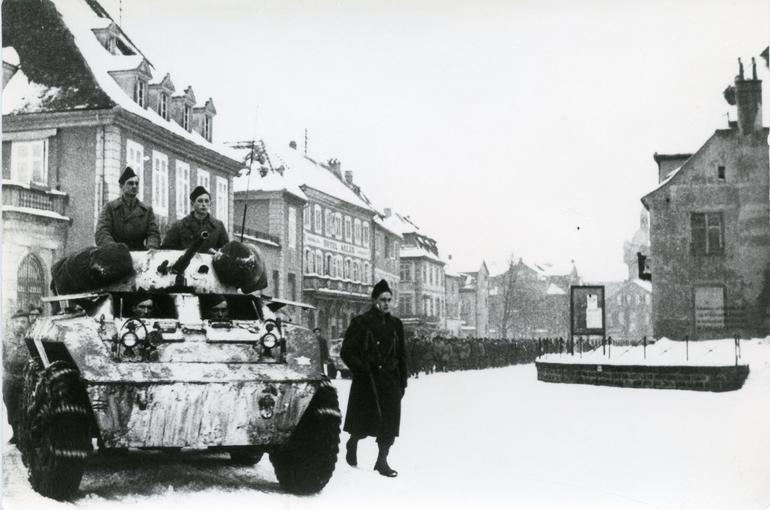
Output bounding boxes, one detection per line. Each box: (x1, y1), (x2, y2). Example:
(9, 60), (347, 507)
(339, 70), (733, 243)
(499, 254), (518, 339)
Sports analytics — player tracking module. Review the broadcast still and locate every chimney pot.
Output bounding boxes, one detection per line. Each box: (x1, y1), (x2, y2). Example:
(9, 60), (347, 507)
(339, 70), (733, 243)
(289, 141), (297, 149)
(344, 170), (353, 184)
(384, 207), (392, 217)
(734, 58), (763, 135)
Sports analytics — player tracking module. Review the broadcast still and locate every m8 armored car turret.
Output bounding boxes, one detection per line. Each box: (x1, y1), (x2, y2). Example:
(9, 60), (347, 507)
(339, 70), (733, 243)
(18, 237), (341, 500)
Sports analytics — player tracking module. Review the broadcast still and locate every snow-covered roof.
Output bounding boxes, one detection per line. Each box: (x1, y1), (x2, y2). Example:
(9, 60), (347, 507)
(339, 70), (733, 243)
(443, 258), (462, 278)
(632, 279), (652, 293)
(233, 164), (307, 202)
(645, 165), (683, 196)
(400, 245), (444, 264)
(546, 283), (566, 295)
(374, 215), (404, 238)
(3, 46), (20, 67)
(3, 0), (240, 162)
(269, 148), (375, 212)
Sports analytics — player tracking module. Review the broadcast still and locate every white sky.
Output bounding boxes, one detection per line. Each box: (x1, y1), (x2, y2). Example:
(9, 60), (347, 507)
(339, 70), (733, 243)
(105, 0), (768, 281)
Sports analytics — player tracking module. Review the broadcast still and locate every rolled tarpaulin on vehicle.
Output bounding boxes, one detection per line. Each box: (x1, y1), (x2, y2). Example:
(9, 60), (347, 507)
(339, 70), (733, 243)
(213, 240), (268, 293)
(51, 242), (134, 295)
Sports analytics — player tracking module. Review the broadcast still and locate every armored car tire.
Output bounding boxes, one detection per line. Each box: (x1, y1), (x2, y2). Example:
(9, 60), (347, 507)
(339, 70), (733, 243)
(269, 379), (341, 494)
(22, 360), (92, 501)
(228, 448), (264, 465)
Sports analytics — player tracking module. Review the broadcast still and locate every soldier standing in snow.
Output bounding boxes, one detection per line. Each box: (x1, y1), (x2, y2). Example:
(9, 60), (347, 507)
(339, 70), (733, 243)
(95, 167), (161, 250)
(3, 309), (30, 443)
(341, 279), (407, 478)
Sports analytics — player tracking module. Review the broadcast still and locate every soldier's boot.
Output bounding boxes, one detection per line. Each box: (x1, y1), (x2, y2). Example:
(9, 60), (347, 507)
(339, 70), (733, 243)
(345, 436), (358, 467)
(373, 445), (398, 477)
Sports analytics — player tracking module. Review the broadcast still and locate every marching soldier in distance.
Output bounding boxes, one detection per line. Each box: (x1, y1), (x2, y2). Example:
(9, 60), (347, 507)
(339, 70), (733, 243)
(341, 279), (407, 478)
(161, 186), (229, 253)
(95, 167), (161, 250)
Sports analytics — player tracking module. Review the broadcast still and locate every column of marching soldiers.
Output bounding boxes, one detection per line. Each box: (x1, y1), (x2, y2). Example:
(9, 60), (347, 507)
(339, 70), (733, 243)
(404, 336), (563, 378)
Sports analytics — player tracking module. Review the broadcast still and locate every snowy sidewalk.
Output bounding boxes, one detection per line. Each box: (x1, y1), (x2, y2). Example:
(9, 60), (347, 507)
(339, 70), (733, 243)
(4, 342), (770, 510)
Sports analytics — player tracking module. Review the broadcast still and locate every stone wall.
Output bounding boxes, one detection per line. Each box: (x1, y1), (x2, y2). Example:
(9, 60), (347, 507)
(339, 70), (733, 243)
(536, 361), (749, 392)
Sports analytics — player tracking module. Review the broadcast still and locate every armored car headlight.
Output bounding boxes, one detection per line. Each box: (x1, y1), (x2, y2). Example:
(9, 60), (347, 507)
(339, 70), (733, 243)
(121, 332), (139, 348)
(261, 332), (278, 350)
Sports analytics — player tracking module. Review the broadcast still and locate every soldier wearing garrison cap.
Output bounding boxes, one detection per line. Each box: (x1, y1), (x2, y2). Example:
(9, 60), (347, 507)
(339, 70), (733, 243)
(161, 185), (229, 253)
(95, 166), (161, 250)
(341, 279), (407, 478)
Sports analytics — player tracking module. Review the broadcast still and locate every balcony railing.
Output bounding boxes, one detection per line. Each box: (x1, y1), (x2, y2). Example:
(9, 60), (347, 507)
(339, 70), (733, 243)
(2, 180), (68, 217)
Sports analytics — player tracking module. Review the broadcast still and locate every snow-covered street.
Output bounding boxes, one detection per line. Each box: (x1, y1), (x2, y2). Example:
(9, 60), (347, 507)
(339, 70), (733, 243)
(4, 339), (770, 510)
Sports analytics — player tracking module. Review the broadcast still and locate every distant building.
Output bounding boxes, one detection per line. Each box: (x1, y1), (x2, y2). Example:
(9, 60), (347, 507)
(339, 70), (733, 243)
(488, 259), (578, 339)
(372, 209), (402, 306)
(602, 280), (653, 341)
(459, 262), (489, 337)
(623, 209), (651, 281)
(642, 57), (770, 339)
(2, 0), (241, 320)
(443, 256), (463, 336)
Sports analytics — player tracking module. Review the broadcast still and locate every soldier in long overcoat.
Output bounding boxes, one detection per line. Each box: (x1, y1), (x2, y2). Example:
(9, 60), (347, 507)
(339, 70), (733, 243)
(341, 279), (407, 477)
(95, 167), (160, 250)
(161, 186), (229, 253)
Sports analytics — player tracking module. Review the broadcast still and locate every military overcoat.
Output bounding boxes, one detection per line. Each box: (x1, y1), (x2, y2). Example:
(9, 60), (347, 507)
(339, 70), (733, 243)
(95, 197), (160, 250)
(341, 306), (407, 440)
(161, 213), (229, 252)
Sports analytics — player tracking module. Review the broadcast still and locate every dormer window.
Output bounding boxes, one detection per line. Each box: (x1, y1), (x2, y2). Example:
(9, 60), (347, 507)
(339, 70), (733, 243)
(203, 115), (211, 141)
(159, 92), (168, 120)
(134, 79), (147, 107)
(183, 104), (191, 131)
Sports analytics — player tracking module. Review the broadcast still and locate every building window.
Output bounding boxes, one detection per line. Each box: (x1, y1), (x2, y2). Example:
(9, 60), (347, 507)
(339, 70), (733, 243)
(159, 92), (169, 120)
(288, 273), (296, 301)
(400, 295), (412, 316)
(203, 115), (212, 141)
(288, 206), (297, 249)
(134, 79), (147, 107)
(126, 139), (144, 201)
(344, 216), (352, 242)
(197, 169), (210, 190)
(215, 176), (228, 223)
(315, 250), (323, 274)
(375, 233), (383, 255)
(353, 261), (360, 282)
(325, 209), (333, 237)
(11, 140), (48, 185)
(17, 253), (45, 310)
(336, 255), (343, 279)
(363, 222), (370, 248)
(183, 104), (192, 131)
(305, 249), (313, 273)
(303, 205), (311, 229)
(344, 258), (352, 280)
(363, 262), (370, 284)
(314, 205), (323, 233)
(394, 241), (399, 259)
(175, 161), (191, 218)
(691, 212), (723, 255)
(272, 270), (280, 298)
(325, 254), (332, 276)
(334, 213), (343, 239)
(385, 239), (391, 258)
(400, 262), (411, 282)
(353, 219), (362, 245)
(717, 165), (725, 180)
(152, 150), (169, 217)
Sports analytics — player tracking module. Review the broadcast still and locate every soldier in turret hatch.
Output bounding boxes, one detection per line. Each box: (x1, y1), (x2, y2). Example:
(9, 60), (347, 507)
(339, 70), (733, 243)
(161, 186), (229, 253)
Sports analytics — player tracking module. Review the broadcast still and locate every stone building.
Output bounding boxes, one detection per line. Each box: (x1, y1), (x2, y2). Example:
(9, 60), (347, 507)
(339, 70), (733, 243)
(458, 262), (489, 337)
(641, 58), (770, 339)
(372, 209), (402, 304)
(603, 279), (653, 341)
(2, 0), (241, 320)
(443, 256), (463, 336)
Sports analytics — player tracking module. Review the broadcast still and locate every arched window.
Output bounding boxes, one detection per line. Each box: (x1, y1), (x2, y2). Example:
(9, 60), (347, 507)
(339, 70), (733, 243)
(363, 262), (370, 284)
(335, 255), (343, 278)
(325, 209), (333, 237)
(314, 205), (323, 233)
(304, 249), (313, 273)
(18, 253), (45, 310)
(325, 253), (332, 276)
(353, 261), (360, 282)
(315, 250), (323, 274)
(344, 258), (351, 280)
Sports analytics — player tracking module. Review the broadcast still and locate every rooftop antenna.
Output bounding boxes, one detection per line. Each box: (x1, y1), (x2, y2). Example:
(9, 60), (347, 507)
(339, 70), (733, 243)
(304, 128), (308, 156)
(119, 0), (123, 27)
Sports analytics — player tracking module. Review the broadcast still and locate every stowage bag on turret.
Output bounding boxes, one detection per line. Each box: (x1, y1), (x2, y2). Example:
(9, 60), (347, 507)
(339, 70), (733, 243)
(51, 243), (134, 295)
(213, 241), (267, 293)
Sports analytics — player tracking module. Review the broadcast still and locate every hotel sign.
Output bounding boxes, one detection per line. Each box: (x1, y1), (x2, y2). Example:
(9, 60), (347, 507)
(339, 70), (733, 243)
(304, 232), (371, 259)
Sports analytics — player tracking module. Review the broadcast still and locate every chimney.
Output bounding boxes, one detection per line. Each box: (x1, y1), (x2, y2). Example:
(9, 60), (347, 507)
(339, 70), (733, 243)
(289, 141), (297, 150)
(735, 57), (762, 135)
(327, 158), (342, 178)
(384, 208), (392, 218)
(344, 170), (353, 184)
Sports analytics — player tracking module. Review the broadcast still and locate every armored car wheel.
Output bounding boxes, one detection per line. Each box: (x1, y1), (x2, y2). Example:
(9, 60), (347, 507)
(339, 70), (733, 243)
(24, 361), (92, 501)
(229, 447), (264, 465)
(269, 379), (341, 494)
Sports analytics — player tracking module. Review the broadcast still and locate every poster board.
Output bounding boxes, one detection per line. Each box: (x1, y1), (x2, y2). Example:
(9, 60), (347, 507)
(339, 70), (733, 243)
(570, 285), (606, 337)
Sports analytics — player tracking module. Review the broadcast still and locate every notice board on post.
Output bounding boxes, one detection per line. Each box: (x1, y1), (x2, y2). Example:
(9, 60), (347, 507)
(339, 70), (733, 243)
(570, 285), (606, 338)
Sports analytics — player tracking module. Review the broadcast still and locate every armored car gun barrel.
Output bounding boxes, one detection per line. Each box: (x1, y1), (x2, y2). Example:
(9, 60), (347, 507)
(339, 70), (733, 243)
(19, 240), (340, 501)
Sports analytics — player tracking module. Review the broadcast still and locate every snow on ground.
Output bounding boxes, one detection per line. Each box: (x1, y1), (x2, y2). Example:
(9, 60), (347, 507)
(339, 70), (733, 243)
(3, 339), (770, 510)
(539, 337), (760, 366)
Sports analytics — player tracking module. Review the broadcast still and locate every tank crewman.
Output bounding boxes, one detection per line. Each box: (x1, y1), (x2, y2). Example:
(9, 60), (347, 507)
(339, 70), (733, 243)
(341, 279), (407, 478)
(95, 167), (161, 250)
(131, 297), (154, 318)
(27, 304), (42, 327)
(3, 309), (31, 443)
(161, 186), (229, 253)
(205, 295), (230, 321)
